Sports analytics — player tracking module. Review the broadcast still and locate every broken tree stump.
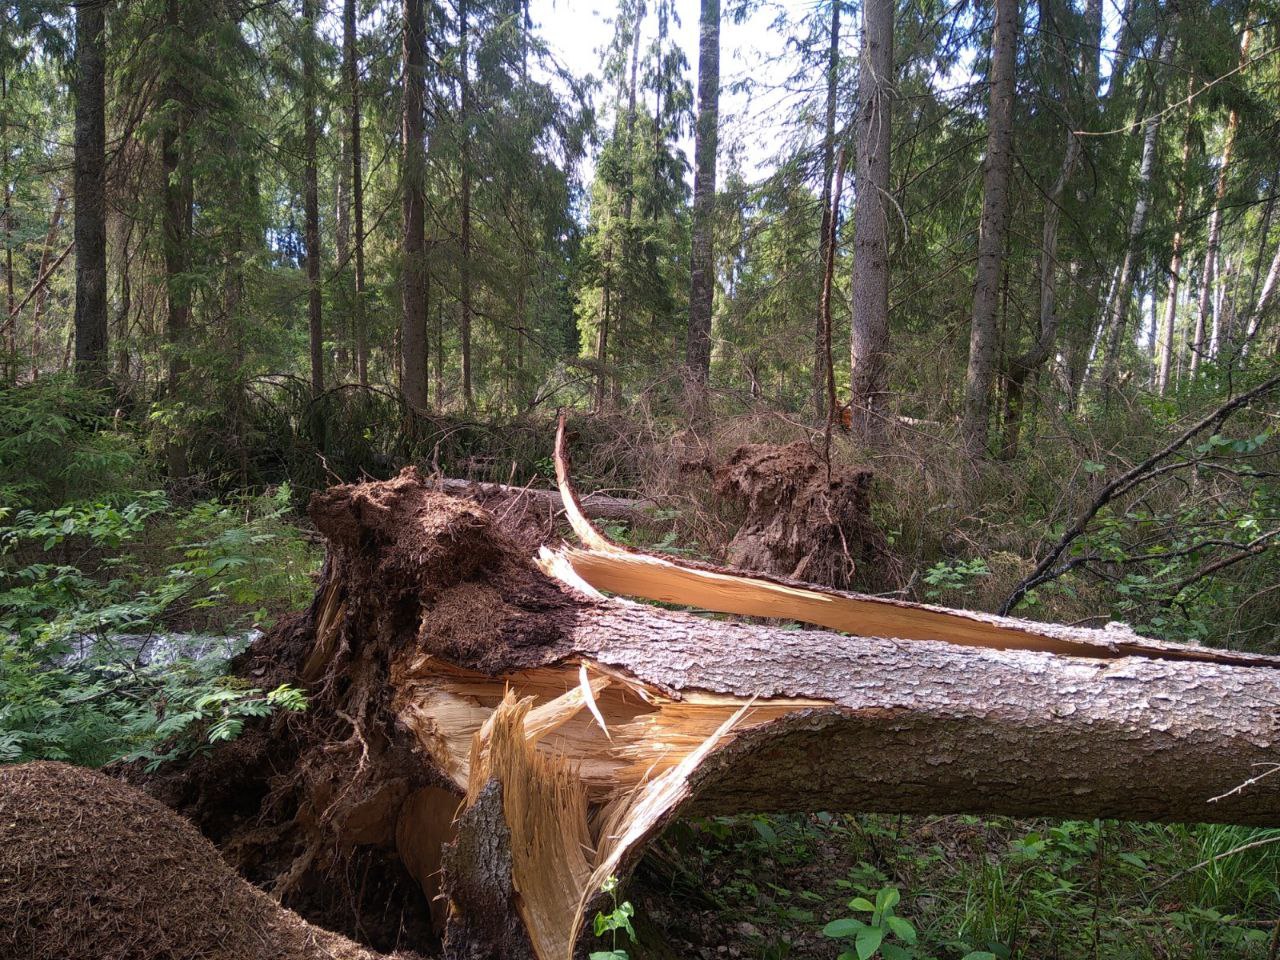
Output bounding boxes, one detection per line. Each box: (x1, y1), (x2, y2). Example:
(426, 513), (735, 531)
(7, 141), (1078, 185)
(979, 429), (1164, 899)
(137, 457), (1280, 960)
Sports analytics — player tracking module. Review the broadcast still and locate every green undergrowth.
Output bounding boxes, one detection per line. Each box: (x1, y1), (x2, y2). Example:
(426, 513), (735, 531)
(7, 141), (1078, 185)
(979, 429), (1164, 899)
(0, 380), (318, 767)
(635, 813), (1280, 960)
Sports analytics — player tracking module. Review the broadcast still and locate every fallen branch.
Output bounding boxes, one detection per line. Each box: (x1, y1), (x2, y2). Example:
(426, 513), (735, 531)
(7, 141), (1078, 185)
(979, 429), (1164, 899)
(1000, 372), (1280, 614)
(1, 240), (74, 332)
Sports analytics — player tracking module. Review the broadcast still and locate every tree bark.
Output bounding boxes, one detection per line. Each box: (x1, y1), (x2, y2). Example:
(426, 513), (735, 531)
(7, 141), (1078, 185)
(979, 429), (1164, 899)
(345, 0), (369, 386)
(960, 0), (1017, 459)
(145, 467), (1280, 960)
(401, 0), (430, 411)
(1242, 238), (1280, 346)
(847, 0), (892, 436)
(813, 0), (839, 420)
(74, 0), (108, 386)
(1191, 26), (1252, 374)
(303, 0), (323, 399)
(684, 0), (720, 385)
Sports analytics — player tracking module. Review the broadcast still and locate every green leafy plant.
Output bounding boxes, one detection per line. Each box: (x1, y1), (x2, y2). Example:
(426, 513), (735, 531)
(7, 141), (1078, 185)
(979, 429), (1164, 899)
(822, 886), (918, 960)
(922, 558), (990, 600)
(590, 874), (637, 960)
(0, 484), (317, 768)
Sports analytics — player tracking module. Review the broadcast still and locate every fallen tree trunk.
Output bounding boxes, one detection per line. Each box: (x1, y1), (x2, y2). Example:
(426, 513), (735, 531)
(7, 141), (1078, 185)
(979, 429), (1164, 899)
(138, 460), (1280, 960)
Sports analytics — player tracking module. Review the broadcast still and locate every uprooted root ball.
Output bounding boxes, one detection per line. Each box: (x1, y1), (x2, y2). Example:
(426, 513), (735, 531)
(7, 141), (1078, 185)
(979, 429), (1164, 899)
(712, 442), (900, 591)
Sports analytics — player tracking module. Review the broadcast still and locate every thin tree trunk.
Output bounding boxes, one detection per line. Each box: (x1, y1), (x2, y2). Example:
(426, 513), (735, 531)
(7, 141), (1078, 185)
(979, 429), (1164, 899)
(1157, 98), (1194, 394)
(1192, 26), (1251, 373)
(960, 0), (1017, 458)
(813, 0), (839, 419)
(32, 190), (66, 379)
(1244, 167), (1277, 316)
(1242, 239), (1280, 346)
(401, 0), (430, 411)
(685, 0), (720, 385)
(999, 0), (1100, 458)
(594, 275), (611, 412)
(303, 0), (323, 399)
(820, 148), (846, 430)
(2, 65), (13, 383)
(162, 0), (191, 475)
(345, 0), (369, 386)
(847, 0), (892, 436)
(459, 0), (473, 407)
(334, 129), (350, 378)
(1097, 34), (1172, 396)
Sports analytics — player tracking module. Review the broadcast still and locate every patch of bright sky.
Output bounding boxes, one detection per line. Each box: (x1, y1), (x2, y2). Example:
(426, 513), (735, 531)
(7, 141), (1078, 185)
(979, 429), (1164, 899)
(531, 0), (801, 183)
(532, 0), (1129, 191)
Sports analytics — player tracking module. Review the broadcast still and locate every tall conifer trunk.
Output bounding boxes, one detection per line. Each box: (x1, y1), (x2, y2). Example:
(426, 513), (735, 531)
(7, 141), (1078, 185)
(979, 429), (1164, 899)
(458, 0), (473, 407)
(162, 0), (192, 475)
(999, 0), (1100, 458)
(303, 0), (323, 398)
(960, 0), (1017, 458)
(1157, 97), (1195, 394)
(74, 0), (108, 385)
(401, 0), (430, 410)
(813, 0), (839, 420)
(345, 0), (369, 386)
(685, 0), (720, 386)
(848, 0), (893, 435)
(1192, 26), (1252, 372)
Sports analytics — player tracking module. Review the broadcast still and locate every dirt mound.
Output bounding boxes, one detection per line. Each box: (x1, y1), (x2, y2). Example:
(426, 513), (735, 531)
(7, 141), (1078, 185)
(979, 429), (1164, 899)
(0, 761), (413, 960)
(712, 442), (900, 591)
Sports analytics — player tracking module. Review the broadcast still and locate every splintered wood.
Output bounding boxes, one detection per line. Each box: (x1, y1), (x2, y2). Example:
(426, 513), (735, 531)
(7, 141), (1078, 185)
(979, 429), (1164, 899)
(392, 653), (822, 960)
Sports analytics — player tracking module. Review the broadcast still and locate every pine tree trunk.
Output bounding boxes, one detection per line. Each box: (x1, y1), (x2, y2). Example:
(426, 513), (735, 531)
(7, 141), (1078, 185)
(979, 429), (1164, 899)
(813, 0), (839, 420)
(847, 0), (892, 436)
(74, 0), (108, 385)
(32, 190), (66, 378)
(960, 0), (1017, 458)
(345, 0), (369, 387)
(401, 0), (430, 411)
(685, 0), (720, 385)
(2, 65), (13, 383)
(161, 0), (191, 476)
(303, 0), (323, 399)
